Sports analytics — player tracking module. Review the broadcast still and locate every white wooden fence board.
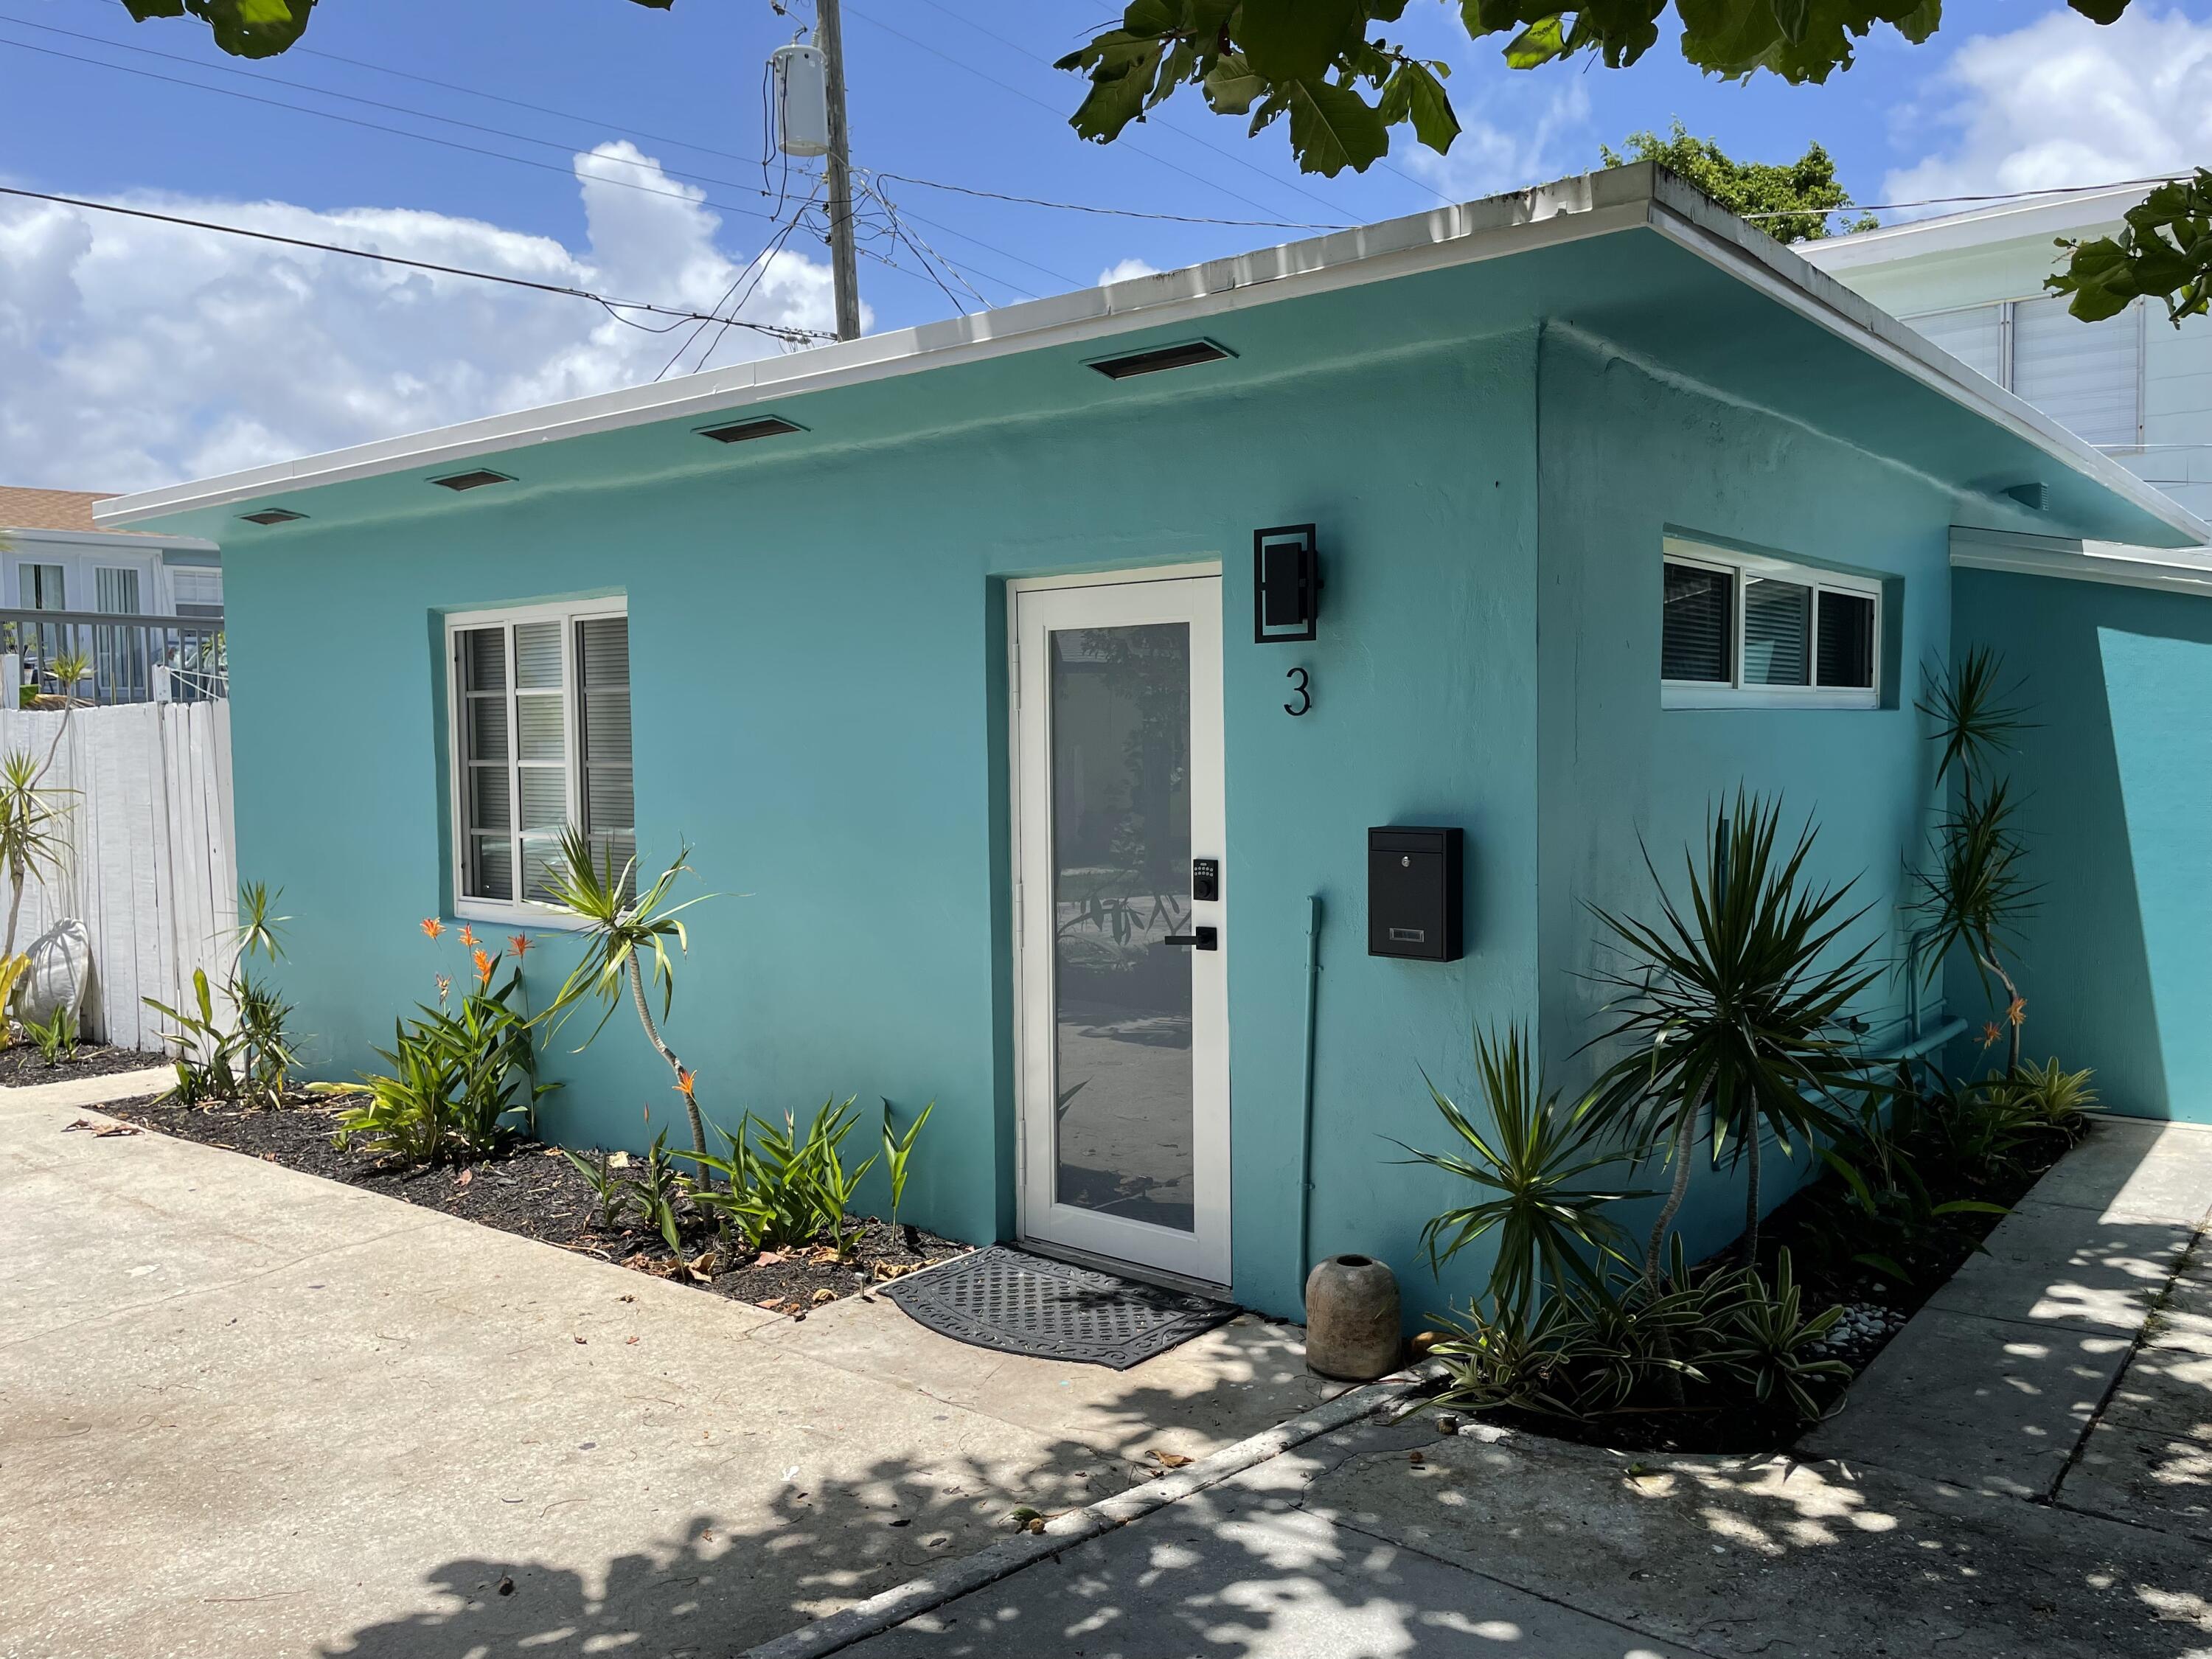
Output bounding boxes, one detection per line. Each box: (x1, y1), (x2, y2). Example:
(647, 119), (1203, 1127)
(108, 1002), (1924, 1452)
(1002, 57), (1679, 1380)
(0, 701), (234, 1049)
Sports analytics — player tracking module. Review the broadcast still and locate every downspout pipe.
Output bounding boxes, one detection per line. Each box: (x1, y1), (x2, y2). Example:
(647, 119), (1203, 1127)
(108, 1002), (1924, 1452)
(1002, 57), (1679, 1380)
(1295, 894), (1322, 1315)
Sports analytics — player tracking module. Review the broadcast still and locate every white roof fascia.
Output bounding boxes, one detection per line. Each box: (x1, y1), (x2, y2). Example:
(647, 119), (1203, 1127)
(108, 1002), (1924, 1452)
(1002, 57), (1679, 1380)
(1797, 185), (2153, 272)
(1952, 526), (2212, 597)
(96, 173), (1646, 530)
(96, 164), (2207, 549)
(1644, 175), (2209, 548)
(1, 524), (220, 554)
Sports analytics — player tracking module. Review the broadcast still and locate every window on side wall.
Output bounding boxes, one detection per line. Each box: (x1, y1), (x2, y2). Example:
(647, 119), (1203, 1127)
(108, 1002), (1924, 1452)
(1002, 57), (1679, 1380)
(1660, 540), (1880, 710)
(447, 599), (633, 920)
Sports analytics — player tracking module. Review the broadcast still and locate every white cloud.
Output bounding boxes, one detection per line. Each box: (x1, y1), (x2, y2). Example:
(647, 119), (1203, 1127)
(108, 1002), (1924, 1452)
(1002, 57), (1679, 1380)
(1400, 80), (1593, 204)
(1883, 7), (2212, 204)
(1098, 257), (1162, 285)
(0, 142), (844, 491)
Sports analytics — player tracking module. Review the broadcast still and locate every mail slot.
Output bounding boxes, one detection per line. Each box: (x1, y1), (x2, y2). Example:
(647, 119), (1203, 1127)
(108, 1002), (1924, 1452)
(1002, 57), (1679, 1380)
(1367, 826), (1464, 961)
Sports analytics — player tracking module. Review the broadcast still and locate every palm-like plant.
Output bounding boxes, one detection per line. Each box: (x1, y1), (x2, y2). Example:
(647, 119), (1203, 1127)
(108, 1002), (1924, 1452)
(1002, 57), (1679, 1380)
(1910, 648), (2036, 1079)
(1587, 794), (1885, 1279)
(540, 827), (716, 1168)
(0, 748), (76, 965)
(1392, 1024), (1644, 1316)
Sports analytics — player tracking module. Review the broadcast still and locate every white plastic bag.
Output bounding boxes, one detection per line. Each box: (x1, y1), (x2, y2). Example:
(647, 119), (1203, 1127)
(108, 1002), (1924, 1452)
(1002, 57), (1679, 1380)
(18, 918), (91, 1029)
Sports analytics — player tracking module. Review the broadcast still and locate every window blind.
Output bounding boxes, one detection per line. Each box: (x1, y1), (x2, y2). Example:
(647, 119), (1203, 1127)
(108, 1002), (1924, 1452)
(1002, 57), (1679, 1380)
(1662, 563), (1733, 683)
(1742, 577), (1810, 686)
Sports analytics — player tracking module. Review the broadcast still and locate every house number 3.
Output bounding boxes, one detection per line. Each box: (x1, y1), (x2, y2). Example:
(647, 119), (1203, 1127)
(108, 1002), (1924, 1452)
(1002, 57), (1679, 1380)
(1284, 666), (1312, 717)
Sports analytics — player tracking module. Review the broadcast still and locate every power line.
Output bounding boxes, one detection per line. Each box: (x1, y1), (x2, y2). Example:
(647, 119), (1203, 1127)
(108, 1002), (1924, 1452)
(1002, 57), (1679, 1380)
(866, 170), (1349, 230)
(0, 183), (832, 342)
(1745, 174), (2194, 220)
(0, 32), (789, 227)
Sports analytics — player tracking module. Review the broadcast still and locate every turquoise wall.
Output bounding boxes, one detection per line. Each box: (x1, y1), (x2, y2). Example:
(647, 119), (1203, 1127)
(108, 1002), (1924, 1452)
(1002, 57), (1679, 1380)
(222, 315), (1979, 1324)
(1530, 328), (1954, 1265)
(226, 332), (1543, 1322)
(1951, 566), (2212, 1123)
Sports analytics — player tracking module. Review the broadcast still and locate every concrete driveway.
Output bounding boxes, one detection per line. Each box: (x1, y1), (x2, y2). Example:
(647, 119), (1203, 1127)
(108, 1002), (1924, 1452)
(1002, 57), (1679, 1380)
(0, 1077), (1343, 1659)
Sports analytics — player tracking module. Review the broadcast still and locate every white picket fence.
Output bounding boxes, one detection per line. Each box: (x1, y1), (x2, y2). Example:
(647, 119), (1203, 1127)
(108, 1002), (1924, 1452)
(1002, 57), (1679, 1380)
(0, 700), (236, 1050)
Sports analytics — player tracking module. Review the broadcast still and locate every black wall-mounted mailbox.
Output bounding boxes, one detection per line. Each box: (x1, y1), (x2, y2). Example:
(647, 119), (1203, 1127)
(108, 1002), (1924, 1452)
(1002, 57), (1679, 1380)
(1368, 827), (1464, 961)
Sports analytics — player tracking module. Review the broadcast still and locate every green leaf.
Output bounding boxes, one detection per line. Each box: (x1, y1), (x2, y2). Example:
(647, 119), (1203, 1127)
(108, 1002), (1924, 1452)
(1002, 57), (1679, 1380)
(1931, 1198), (2011, 1217)
(1203, 51), (1269, 114)
(1501, 17), (1569, 68)
(1285, 77), (1389, 176)
(1377, 60), (1460, 153)
(1070, 39), (1167, 143)
(1239, 0), (1364, 82)
(1851, 1251), (1910, 1281)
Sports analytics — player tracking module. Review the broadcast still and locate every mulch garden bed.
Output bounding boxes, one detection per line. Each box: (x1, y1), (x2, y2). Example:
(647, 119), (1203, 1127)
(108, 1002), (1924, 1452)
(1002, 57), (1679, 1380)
(1454, 1115), (2090, 1456)
(0, 1041), (172, 1086)
(96, 1092), (969, 1316)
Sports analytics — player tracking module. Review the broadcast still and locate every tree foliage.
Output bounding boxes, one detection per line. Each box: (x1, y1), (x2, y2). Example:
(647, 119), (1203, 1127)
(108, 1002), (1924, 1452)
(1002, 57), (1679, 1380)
(116, 0), (667, 60)
(1601, 121), (1874, 243)
(2047, 169), (2212, 325)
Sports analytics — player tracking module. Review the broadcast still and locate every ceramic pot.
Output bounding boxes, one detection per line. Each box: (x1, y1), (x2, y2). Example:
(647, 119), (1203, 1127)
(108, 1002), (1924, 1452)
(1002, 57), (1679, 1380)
(1304, 1253), (1402, 1380)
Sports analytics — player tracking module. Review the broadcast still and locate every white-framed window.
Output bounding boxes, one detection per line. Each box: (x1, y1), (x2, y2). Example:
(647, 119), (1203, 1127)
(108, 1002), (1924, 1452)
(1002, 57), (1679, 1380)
(95, 566), (142, 616)
(20, 563), (65, 611)
(1661, 538), (1881, 710)
(445, 597), (633, 922)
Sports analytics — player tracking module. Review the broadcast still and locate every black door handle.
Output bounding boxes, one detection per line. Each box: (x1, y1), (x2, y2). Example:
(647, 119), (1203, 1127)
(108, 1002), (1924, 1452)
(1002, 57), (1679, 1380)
(1163, 926), (1218, 951)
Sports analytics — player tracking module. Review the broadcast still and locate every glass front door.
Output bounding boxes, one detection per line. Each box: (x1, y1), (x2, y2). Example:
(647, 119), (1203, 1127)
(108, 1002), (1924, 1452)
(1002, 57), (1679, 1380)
(1012, 573), (1227, 1284)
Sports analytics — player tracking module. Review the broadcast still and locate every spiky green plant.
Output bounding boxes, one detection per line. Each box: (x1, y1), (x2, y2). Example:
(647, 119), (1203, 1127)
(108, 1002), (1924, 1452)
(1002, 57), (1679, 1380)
(0, 748), (76, 967)
(1910, 649), (2037, 1078)
(1587, 794), (1885, 1279)
(540, 826), (716, 1169)
(1391, 1025), (1644, 1318)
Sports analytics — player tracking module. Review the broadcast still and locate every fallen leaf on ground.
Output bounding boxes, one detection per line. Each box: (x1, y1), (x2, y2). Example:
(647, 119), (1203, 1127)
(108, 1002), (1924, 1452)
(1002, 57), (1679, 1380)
(607, 1151), (631, 1169)
(62, 1118), (140, 1137)
(1408, 1450), (1425, 1467)
(757, 1298), (791, 1313)
(810, 1287), (838, 1306)
(874, 1261), (922, 1281)
(755, 1251), (790, 1267)
(1150, 1450), (1194, 1470)
(625, 1335), (639, 1346)
(807, 1246), (840, 1265)
(456, 1168), (473, 1187)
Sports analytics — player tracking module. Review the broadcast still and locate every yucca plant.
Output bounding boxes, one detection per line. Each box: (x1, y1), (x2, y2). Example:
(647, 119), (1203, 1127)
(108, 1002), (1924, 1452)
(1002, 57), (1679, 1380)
(1391, 1025), (1644, 1317)
(1587, 794), (1885, 1278)
(540, 827), (717, 1172)
(1910, 648), (2037, 1079)
(0, 746), (76, 969)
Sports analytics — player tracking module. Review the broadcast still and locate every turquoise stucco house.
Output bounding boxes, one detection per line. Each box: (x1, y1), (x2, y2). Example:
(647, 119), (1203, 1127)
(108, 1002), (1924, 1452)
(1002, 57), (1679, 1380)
(100, 165), (2207, 1322)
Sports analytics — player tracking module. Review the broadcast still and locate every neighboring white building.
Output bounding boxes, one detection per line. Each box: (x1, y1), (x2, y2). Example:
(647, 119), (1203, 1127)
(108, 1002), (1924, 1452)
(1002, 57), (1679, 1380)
(0, 486), (223, 619)
(0, 487), (224, 703)
(1801, 187), (2212, 530)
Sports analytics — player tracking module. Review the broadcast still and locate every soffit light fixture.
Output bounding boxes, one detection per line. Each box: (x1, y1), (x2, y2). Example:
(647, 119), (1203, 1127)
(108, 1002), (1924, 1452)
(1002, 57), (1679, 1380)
(430, 469), (515, 492)
(240, 507), (307, 526)
(697, 414), (806, 444)
(1088, 339), (1234, 380)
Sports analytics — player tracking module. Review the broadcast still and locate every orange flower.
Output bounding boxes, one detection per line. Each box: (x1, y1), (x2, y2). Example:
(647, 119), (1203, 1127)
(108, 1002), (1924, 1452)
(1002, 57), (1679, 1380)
(675, 1068), (698, 1101)
(420, 917), (445, 940)
(458, 925), (479, 949)
(473, 947), (496, 984)
(2007, 995), (2028, 1029)
(507, 933), (534, 959)
(1981, 1022), (2002, 1050)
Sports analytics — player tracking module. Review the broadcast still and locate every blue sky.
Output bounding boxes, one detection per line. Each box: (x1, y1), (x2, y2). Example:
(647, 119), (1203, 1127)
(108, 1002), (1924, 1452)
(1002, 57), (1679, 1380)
(4, 0), (2209, 485)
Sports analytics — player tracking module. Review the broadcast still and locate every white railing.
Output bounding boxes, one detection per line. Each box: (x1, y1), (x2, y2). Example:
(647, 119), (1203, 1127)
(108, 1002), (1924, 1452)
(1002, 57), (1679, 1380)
(0, 608), (226, 706)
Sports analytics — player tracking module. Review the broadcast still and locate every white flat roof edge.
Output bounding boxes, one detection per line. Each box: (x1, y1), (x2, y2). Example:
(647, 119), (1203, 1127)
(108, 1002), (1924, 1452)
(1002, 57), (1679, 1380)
(95, 162), (2205, 549)
(1952, 526), (2212, 596)
(1, 524), (220, 553)
(1797, 184), (2153, 271)
(96, 170), (1646, 529)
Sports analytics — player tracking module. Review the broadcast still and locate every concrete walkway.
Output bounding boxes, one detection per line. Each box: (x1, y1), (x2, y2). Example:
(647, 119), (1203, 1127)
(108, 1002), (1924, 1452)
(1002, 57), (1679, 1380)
(0, 1075), (1347, 1659)
(820, 1116), (2212, 1659)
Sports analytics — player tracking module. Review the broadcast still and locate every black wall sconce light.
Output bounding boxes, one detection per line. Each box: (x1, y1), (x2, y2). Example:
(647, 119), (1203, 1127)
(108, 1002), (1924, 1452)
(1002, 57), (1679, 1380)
(1253, 524), (1320, 644)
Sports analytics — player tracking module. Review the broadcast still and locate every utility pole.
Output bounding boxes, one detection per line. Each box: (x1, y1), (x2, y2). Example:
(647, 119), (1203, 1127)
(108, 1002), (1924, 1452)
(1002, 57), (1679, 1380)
(815, 0), (861, 342)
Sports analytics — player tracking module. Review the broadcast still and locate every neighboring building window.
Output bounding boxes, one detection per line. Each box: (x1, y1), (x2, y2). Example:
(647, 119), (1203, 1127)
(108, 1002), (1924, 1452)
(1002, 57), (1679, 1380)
(171, 568), (224, 619)
(95, 567), (142, 615)
(1904, 296), (2143, 450)
(447, 600), (633, 916)
(1661, 540), (1881, 709)
(21, 564), (65, 611)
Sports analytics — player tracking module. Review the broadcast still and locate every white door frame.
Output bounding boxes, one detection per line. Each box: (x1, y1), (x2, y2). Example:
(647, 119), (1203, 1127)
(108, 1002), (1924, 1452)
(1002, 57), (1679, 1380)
(1007, 566), (1229, 1286)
